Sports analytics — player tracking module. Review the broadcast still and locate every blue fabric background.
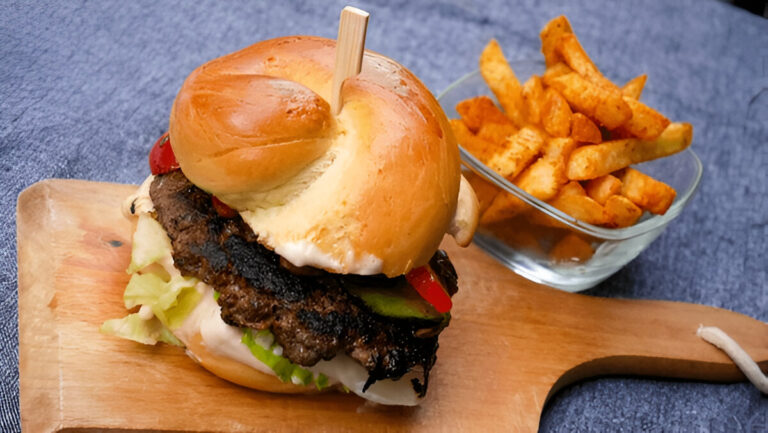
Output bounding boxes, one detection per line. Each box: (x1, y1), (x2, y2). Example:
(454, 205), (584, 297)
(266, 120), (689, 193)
(2, 0), (766, 431)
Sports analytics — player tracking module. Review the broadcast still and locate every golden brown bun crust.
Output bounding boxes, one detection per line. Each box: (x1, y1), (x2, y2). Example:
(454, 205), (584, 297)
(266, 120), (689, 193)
(170, 36), (463, 276)
(185, 332), (328, 394)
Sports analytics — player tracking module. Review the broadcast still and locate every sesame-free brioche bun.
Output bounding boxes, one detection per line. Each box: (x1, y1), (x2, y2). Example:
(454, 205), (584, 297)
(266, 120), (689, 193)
(169, 36), (477, 277)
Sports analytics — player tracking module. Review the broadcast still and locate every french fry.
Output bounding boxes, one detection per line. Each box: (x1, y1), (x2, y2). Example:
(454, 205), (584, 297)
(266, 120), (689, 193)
(542, 62), (572, 83)
(566, 122), (693, 180)
(618, 168), (676, 215)
(456, 96), (513, 133)
(549, 233), (594, 263)
(521, 75), (545, 125)
(622, 74), (647, 99)
(486, 126), (545, 179)
(485, 221), (544, 254)
(528, 181), (606, 227)
(603, 195), (643, 227)
(570, 112), (602, 144)
(464, 172), (500, 214)
(481, 155), (567, 224)
(584, 174), (622, 205)
(449, 119), (498, 164)
(540, 15), (573, 67)
(543, 137), (578, 161)
(479, 39), (525, 127)
(477, 122), (518, 147)
(555, 33), (618, 91)
(620, 96), (671, 140)
(545, 72), (631, 129)
(542, 87), (573, 137)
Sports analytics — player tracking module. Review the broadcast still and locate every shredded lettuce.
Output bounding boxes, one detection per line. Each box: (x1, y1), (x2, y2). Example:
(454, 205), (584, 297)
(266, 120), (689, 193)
(241, 329), (329, 390)
(102, 213), (202, 346)
(127, 214), (172, 274)
(100, 313), (183, 347)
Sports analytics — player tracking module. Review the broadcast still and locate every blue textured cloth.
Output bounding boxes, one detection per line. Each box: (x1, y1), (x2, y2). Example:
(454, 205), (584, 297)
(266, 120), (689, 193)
(2, 1), (766, 431)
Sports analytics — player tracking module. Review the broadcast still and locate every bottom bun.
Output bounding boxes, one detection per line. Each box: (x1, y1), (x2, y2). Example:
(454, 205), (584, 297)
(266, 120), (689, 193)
(185, 332), (330, 394)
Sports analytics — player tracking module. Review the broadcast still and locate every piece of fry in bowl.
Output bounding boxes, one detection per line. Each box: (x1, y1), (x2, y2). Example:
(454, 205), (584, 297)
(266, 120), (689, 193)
(566, 122), (693, 180)
(464, 172), (500, 214)
(622, 74), (647, 99)
(620, 96), (671, 140)
(555, 33), (618, 91)
(544, 137), (579, 161)
(545, 72), (631, 129)
(449, 118), (498, 164)
(549, 233), (594, 263)
(481, 155), (567, 224)
(618, 167), (677, 215)
(571, 112), (602, 144)
(528, 181), (606, 227)
(522, 75), (545, 125)
(456, 96), (513, 133)
(479, 39), (525, 127)
(542, 87), (573, 137)
(478, 122), (518, 147)
(485, 221), (545, 254)
(603, 194), (643, 227)
(540, 15), (573, 67)
(584, 174), (622, 205)
(543, 62), (573, 83)
(486, 126), (545, 179)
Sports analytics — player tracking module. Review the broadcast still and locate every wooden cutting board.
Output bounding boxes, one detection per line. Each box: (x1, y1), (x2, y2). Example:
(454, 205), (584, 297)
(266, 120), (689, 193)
(17, 179), (768, 432)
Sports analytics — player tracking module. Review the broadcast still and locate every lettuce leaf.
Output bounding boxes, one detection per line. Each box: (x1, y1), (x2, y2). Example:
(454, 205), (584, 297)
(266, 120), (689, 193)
(100, 313), (183, 347)
(127, 214), (172, 274)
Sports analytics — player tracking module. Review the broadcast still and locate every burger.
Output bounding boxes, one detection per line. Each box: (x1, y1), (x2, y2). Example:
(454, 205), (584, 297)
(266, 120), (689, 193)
(102, 36), (479, 406)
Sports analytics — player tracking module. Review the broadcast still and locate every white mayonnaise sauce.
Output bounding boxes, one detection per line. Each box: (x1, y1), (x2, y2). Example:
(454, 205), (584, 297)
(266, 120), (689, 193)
(274, 240), (383, 276)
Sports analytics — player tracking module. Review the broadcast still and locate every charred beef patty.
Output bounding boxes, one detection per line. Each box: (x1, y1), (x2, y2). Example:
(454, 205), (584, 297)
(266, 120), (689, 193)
(148, 171), (459, 394)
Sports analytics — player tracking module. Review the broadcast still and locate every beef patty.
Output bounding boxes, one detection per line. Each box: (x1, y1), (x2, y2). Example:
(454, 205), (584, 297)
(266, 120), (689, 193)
(147, 170), (458, 395)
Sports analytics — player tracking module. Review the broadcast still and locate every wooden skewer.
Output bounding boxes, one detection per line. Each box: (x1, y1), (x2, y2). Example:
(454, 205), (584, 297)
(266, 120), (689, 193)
(331, 6), (369, 114)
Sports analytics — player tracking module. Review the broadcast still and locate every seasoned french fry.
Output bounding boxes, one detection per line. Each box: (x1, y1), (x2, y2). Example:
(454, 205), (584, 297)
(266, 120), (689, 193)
(449, 119), (498, 164)
(456, 96), (513, 133)
(549, 233), (594, 263)
(542, 87), (573, 137)
(528, 181), (606, 227)
(603, 195), (643, 228)
(570, 112), (602, 144)
(481, 155), (567, 224)
(485, 221), (544, 254)
(619, 168), (676, 215)
(543, 137), (578, 161)
(479, 39), (525, 127)
(543, 62), (572, 83)
(540, 15), (573, 67)
(477, 122), (518, 147)
(521, 75), (545, 125)
(584, 174), (623, 205)
(556, 33), (618, 91)
(464, 172), (500, 214)
(566, 122), (693, 180)
(622, 74), (647, 99)
(620, 96), (671, 140)
(545, 72), (631, 129)
(486, 126), (545, 179)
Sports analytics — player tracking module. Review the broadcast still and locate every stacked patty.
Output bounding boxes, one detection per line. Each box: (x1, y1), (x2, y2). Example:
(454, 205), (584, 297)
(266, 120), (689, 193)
(149, 171), (458, 394)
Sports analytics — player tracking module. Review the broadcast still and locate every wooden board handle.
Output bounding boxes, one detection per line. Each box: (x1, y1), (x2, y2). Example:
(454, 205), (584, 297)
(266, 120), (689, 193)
(331, 6), (369, 114)
(547, 295), (768, 400)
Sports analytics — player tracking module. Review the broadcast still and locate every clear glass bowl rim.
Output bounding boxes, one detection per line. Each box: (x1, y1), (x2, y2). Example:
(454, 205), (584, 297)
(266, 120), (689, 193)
(437, 68), (703, 241)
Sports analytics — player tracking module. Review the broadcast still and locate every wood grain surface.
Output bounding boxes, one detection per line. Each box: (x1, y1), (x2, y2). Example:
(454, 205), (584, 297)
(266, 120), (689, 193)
(17, 179), (768, 432)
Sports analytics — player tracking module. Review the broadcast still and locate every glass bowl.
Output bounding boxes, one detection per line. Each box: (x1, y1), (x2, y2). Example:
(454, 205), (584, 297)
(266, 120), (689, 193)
(437, 61), (702, 292)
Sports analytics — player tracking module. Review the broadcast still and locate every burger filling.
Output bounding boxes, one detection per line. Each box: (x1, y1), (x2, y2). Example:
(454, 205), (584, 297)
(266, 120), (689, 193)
(105, 170), (459, 403)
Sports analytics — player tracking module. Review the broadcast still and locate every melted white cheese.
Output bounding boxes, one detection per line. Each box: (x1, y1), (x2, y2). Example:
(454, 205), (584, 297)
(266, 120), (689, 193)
(274, 240), (383, 276)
